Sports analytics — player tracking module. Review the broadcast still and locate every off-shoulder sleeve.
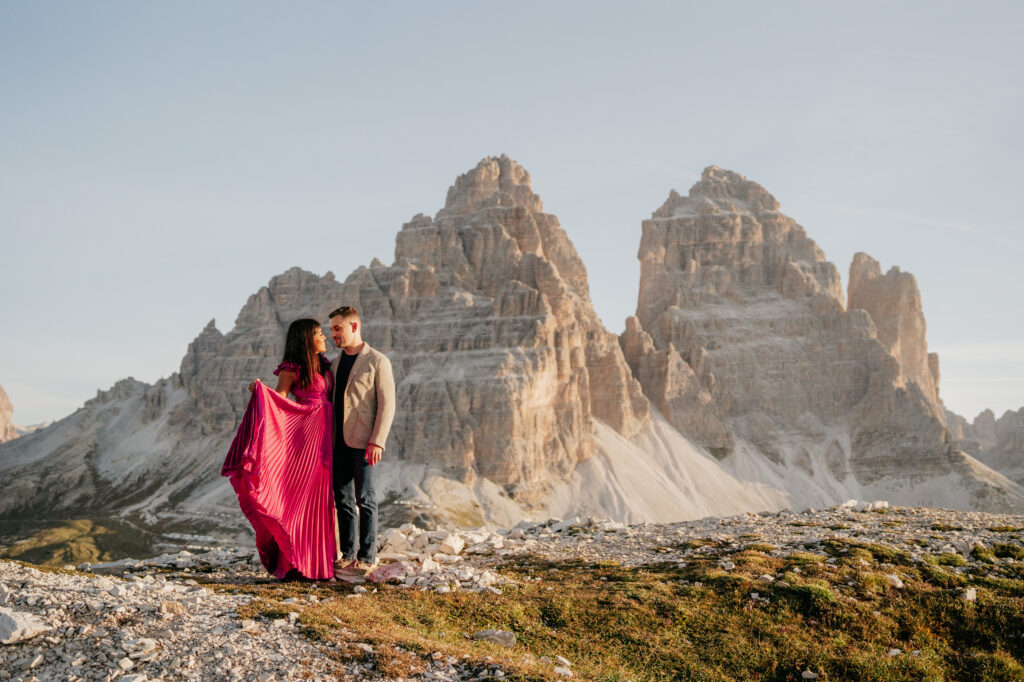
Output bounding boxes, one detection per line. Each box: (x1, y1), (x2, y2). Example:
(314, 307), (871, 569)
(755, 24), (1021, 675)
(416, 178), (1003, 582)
(273, 361), (301, 377)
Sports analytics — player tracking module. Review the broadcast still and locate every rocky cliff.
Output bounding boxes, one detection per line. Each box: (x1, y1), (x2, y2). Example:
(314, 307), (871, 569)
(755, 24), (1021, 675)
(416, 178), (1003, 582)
(621, 166), (1024, 512)
(848, 253), (943, 420)
(0, 384), (17, 443)
(2, 159), (1018, 540)
(0, 157), (775, 540)
(335, 155), (649, 501)
(947, 407), (1024, 486)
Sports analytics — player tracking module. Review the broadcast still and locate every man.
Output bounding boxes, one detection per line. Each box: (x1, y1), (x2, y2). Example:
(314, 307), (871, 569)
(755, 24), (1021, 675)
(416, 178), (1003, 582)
(328, 305), (396, 577)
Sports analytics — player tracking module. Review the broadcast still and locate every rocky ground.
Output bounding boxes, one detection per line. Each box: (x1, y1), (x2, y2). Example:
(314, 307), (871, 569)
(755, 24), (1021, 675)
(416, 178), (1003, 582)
(3, 500), (1024, 681)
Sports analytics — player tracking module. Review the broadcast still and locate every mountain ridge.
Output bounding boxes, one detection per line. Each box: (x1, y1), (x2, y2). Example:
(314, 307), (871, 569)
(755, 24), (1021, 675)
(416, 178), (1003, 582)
(1, 157), (1020, 551)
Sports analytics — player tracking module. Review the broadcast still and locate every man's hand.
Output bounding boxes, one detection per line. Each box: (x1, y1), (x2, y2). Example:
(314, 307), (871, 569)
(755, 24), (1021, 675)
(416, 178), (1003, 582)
(248, 379), (260, 393)
(365, 443), (383, 466)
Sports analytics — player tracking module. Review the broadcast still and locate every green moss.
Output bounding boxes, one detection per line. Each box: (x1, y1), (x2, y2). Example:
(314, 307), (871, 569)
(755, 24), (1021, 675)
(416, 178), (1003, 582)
(935, 553), (968, 567)
(744, 543), (778, 553)
(992, 543), (1024, 560)
(783, 581), (837, 611)
(971, 545), (997, 564)
(920, 564), (967, 588)
(930, 523), (963, 532)
(822, 538), (914, 566)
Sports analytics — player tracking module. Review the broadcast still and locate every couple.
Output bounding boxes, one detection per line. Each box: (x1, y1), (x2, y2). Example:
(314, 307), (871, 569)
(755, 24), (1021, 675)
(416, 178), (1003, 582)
(221, 306), (395, 581)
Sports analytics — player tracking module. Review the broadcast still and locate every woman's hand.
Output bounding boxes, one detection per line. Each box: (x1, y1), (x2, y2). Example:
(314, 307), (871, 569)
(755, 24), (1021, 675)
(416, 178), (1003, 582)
(248, 379), (260, 393)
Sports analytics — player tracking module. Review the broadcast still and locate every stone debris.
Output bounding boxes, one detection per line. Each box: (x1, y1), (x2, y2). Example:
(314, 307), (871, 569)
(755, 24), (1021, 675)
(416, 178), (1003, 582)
(369, 526), (515, 594)
(3, 502), (1023, 680)
(472, 629), (516, 647)
(0, 561), (341, 680)
(466, 505), (1024, 574)
(885, 574), (905, 589)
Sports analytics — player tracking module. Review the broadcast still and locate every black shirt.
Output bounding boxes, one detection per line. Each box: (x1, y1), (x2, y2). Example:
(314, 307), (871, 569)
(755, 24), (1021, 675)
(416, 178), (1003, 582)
(333, 351), (359, 450)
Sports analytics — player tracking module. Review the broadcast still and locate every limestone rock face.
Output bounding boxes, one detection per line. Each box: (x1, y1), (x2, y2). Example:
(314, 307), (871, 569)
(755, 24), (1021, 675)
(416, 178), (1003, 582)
(0, 156), (654, 531)
(623, 166), (1024, 513)
(950, 407), (1024, 485)
(333, 155), (649, 501)
(0, 385), (16, 443)
(848, 252), (943, 420)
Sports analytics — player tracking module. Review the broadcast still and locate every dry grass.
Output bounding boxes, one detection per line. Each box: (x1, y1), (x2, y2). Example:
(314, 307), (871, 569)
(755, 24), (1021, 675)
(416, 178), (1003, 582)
(205, 539), (1024, 681)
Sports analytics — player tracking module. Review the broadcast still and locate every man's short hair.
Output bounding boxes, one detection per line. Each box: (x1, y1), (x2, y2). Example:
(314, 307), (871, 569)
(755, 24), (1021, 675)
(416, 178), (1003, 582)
(329, 305), (360, 321)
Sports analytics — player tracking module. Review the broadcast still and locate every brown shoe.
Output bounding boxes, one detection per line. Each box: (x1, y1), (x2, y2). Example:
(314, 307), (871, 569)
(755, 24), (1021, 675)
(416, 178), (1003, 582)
(349, 559), (379, 576)
(334, 558), (357, 577)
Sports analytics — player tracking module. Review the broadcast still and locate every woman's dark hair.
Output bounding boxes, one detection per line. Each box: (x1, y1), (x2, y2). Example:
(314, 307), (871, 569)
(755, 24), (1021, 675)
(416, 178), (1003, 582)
(282, 319), (328, 388)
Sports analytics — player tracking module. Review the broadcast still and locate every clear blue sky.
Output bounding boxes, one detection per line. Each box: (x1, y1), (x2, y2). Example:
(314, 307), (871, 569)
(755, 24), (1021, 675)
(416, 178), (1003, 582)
(1, 1), (1021, 425)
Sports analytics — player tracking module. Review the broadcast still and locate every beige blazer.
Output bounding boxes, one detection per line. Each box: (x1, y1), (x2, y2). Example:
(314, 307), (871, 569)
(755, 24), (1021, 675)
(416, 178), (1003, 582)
(330, 342), (396, 450)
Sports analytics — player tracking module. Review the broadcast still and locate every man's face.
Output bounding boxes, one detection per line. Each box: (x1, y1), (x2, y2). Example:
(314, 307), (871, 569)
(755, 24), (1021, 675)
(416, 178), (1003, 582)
(329, 316), (358, 348)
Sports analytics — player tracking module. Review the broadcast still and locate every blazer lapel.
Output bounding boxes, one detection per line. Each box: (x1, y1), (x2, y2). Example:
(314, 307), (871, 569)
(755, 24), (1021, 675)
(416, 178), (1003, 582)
(346, 343), (372, 393)
(332, 342), (373, 404)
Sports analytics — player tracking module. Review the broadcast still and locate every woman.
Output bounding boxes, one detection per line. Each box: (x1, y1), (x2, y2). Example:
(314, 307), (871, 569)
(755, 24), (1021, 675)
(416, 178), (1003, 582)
(221, 319), (335, 580)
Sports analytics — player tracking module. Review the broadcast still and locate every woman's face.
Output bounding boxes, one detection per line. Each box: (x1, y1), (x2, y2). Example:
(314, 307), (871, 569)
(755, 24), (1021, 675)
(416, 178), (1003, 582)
(313, 328), (327, 354)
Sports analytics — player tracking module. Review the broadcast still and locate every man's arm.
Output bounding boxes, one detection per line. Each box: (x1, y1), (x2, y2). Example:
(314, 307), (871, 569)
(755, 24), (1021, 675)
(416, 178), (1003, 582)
(366, 355), (396, 464)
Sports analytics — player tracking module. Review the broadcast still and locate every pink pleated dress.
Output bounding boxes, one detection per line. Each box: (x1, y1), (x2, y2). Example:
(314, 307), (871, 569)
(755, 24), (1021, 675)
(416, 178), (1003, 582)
(222, 362), (335, 580)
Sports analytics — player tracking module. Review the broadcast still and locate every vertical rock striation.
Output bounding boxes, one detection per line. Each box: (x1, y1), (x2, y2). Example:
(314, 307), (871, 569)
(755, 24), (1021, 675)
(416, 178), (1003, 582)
(848, 253), (943, 421)
(0, 385), (17, 443)
(329, 155), (649, 502)
(622, 166), (1024, 512)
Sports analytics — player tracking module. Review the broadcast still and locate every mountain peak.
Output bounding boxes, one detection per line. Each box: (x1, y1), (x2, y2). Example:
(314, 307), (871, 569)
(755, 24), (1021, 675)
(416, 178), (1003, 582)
(442, 155), (542, 216)
(653, 165), (780, 219)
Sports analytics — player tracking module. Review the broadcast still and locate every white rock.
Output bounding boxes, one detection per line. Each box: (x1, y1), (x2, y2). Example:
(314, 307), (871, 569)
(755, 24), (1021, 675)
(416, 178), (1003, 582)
(885, 574), (904, 589)
(124, 637), (158, 654)
(160, 600), (187, 615)
(118, 657), (135, 671)
(887, 648), (901, 657)
(551, 517), (581, 533)
(962, 588), (977, 602)
(801, 671), (819, 680)
(0, 607), (52, 644)
(473, 629), (516, 647)
(554, 666), (574, 677)
(439, 534), (466, 555)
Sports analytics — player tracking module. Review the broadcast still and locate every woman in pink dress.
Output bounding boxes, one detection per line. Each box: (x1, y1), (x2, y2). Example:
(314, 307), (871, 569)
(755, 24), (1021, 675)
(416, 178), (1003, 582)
(221, 319), (336, 580)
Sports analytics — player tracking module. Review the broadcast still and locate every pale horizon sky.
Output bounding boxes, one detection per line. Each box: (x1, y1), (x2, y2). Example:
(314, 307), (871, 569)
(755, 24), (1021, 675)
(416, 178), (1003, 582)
(1, 2), (1022, 426)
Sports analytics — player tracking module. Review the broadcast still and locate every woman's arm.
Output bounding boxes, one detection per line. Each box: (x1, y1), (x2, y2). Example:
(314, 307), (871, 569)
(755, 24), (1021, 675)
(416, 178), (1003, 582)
(273, 370), (297, 397)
